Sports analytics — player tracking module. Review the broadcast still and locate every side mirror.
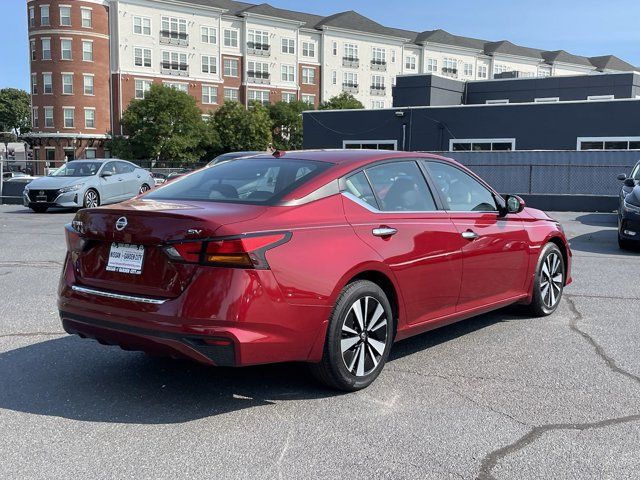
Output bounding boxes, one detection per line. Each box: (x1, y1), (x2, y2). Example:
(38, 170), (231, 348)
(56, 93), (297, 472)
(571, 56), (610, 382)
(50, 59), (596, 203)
(617, 173), (627, 181)
(503, 194), (526, 215)
(100, 171), (113, 178)
(624, 178), (635, 188)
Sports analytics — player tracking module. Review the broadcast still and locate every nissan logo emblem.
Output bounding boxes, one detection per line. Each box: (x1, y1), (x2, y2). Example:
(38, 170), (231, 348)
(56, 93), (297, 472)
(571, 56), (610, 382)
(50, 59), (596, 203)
(115, 217), (128, 231)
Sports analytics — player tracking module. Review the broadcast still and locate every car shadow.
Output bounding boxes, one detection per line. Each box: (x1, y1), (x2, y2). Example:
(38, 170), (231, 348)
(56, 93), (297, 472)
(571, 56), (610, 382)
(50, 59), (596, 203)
(0, 310), (511, 425)
(569, 229), (639, 256)
(3, 207), (78, 215)
(574, 213), (618, 228)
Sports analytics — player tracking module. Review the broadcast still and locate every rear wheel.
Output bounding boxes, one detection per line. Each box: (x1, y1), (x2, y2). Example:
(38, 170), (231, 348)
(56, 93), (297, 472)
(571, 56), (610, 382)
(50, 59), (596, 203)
(310, 280), (394, 391)
(139, 184), (151, 195)
(83, 189), (100, 209)
(525, 243), (565, 317)
(30, 205), (48, 213)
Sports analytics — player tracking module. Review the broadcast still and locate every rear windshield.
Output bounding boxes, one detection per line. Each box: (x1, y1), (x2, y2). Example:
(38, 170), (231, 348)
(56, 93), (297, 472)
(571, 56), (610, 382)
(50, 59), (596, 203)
(145, 158), (331, 204)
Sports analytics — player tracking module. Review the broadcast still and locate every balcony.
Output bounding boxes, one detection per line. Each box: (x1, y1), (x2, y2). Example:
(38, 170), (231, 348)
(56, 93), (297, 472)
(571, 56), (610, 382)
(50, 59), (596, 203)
(371, 59), (387, 72)
(247, 71), (271, 85)
(442, 67), (458, 77)
(370, 85), (386, 96)
(160, 30), (189, 47)
(247, 42), (271, 57)
(342, 82), (359, 94)
(160, 61), (189, 77)
(342, 56), (360, 68)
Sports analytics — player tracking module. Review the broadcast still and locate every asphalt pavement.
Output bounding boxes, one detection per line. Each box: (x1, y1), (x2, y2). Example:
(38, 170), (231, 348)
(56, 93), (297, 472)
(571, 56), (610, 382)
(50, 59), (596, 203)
(0, 206), (638, 479)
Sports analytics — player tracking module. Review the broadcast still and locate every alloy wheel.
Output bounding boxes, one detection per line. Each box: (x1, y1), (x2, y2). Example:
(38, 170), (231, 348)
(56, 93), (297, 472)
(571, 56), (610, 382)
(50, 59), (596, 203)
(539, 252), (563, 308)
(340, 296), (389, 377)
(139, 184), (150, 194)
(85, 190), (99, 208)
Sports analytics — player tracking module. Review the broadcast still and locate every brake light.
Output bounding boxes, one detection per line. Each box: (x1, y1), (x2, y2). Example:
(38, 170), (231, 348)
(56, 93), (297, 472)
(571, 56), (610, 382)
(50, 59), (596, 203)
(165, 232), (290, 269)
(65, 223), (86, 253)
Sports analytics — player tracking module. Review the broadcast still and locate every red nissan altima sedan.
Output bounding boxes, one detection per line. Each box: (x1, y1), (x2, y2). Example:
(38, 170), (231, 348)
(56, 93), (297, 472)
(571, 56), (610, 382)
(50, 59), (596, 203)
(59, 150), (571, 391)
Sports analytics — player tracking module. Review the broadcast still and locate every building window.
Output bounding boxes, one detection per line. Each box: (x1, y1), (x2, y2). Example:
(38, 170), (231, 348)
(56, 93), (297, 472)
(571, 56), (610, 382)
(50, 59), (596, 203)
(485, 99), (509, 104)
(248, 89), (269, 106)
(81, 8), (92, 28)
(577, 137), (640, 151)
(134, 47), (152, 67)
(163, 82), (188, 93)
(477, 65), (488, 79)
(282, 92), (296, 103)
(332, 42), (337, 56)
(538, 66), (552, 77)
(30, 40), (36, 61)
(40, 5), (50, 26)
(43, 73), (52, 94)
(223, 29), (238, 48)
(29, 7), (35, 27)
(224, 88), (238, 102)
(84, 108), (95, 128)
(391, 50), (396, 63)
(371, 100), (385, 109)
(587, 95), (615, 101)
(463, 63), (473, 76)
(83, 75), (94, 95)
(41, 38), (51, 60)
(372, 47), (386, 65)
(534, 97), (560, 103)
(134, 79), (152, 99)
(85, 148), (97, 159)
(223, 58), (238, 77)
(82, 41), (93, 61)
(450, 138), (516, 151)
(162, 51), (188, 72)
(59, 6), (71, 26)
(302, 42), (315, 58)
(302, 67), (315, 85)
(343, 72), (358, 88)
(202, 85), (218, 105)
(247, 61), (269, 81)
(201, 55), (217, 74)
(32, 107), (38, 128)
(201, 26), (217, 44)
(405, 56), (416, 70)
(63, 108), (75, 128)
(371, 74), (385, 92)
(494, 64), (509, 75)
(281, 38), (295, 54)
(443, 57), (457, 75)
(281, 65), (295, 82)
(301, 94), (315, 105)
(62, 73), (74, 94)
(344, 43), (358, 61)
(61, 39), (72, 60)
(332, 71), (337, 85)
(31, 74), (38, 95)
(133, 16), (151, 35)
(161, 16), (187, 38)
(44, 107), (54, 128)
(248, 29), (269, 50)
(343, 140), (397, 150)
(426, 58), (438, 72)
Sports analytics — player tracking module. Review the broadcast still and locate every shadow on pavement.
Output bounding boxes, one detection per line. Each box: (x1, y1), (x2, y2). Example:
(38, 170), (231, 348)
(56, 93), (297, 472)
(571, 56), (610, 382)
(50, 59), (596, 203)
(0, 310), (513, 424)
(574, 213), (618, 228)
(569, 229), (639, 256)
(4, 207), (78, 215)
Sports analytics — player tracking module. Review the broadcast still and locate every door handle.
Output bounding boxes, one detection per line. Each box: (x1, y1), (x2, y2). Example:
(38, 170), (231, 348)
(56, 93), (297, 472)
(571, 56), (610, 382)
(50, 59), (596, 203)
(372, 227), (398, 237)
(461, 230), (479, 240)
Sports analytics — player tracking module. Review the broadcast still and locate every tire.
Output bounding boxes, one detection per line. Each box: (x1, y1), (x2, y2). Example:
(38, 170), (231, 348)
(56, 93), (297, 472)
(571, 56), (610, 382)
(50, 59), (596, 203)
(139, 184), (151, 195)
(618, 233), (635, 250)
(83, 189), (100, 209)
(525, 243), (565, 317)
(310, 280), (394, 391)
(30, 206), (48, 213)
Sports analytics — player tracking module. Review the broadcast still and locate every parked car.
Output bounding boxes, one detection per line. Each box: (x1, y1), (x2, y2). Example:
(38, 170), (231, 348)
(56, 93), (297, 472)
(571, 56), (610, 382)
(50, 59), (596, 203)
(207, 151), (264, 167)
(23, 159), (154, 213)
(150, 172), (167, 186)
(617, 161), (640, 249)
(3, 171), (29, 180)
(59, 150), (571, 391)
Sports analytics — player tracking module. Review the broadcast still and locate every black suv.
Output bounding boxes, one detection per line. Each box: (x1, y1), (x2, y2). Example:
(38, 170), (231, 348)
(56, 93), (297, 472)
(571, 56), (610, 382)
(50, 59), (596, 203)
(617, 161), (640, 249)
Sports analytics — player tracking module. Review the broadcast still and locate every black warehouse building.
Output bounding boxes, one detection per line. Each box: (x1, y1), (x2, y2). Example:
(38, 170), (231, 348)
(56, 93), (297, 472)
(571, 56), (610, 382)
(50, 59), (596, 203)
(303, 72), (640, 152)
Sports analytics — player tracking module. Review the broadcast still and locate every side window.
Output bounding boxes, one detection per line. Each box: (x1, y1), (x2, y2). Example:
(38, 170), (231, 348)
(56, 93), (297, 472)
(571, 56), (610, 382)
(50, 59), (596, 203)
(365, 161), (437, 212)
(425, 161), (497, 212)
(117, 162), (135, 174)
(102, 162), (118, 175)
(632, 163), (640, 181)
(344, 171), (377, 208)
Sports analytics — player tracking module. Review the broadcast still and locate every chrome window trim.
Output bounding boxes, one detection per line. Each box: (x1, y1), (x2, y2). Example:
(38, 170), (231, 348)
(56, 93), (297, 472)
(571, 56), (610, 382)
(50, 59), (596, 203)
(71, 285), (167, 305)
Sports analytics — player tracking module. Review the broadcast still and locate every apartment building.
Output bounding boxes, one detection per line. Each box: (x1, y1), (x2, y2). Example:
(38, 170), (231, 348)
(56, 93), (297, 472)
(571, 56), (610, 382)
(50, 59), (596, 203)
(26, 0), (638, 161)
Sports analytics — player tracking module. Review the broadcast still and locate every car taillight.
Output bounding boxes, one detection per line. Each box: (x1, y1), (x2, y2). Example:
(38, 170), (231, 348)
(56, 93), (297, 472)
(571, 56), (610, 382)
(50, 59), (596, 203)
(164, 232), (290, 269)
(65, 223), (86, 253)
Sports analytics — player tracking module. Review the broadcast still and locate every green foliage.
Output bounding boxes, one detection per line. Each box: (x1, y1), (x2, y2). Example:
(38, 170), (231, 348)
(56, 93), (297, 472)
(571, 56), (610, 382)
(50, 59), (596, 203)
(319, 92), (364, 110)
(0, 88), (31, 136)
(268, 100), (311, 151)
(109, 84), (216, 163)
(212, 101), (272, 153)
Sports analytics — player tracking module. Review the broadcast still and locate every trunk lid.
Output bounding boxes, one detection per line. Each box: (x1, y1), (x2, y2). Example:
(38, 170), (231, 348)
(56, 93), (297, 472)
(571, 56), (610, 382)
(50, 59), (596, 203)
(73, 199), (267, 298)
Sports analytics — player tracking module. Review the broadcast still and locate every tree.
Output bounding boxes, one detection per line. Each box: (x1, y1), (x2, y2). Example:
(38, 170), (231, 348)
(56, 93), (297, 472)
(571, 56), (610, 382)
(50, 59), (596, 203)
(0, 88), (31, 136)
(319, 92), (364, 110)
(108, 84), (216, 163)
(213, 101), (272, 152)
(268, 100), (310, 151)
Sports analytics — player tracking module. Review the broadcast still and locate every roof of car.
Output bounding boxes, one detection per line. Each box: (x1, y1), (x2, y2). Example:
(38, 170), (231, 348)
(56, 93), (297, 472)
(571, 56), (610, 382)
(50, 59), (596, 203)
(247, 149), (452, 166)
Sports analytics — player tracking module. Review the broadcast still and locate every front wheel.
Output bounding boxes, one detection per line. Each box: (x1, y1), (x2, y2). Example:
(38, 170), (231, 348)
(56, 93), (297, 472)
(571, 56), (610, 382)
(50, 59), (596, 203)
(139, 184), (151, 195)
(525, 243), (565, 317)
(83, 189), (100, 209)
(618, 233), (635, 250)
(310, 280), (394, 391)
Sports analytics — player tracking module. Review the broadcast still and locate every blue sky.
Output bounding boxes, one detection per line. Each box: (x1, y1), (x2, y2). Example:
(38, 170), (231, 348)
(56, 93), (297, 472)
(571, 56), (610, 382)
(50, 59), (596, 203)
(2, 0), (638, 90)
